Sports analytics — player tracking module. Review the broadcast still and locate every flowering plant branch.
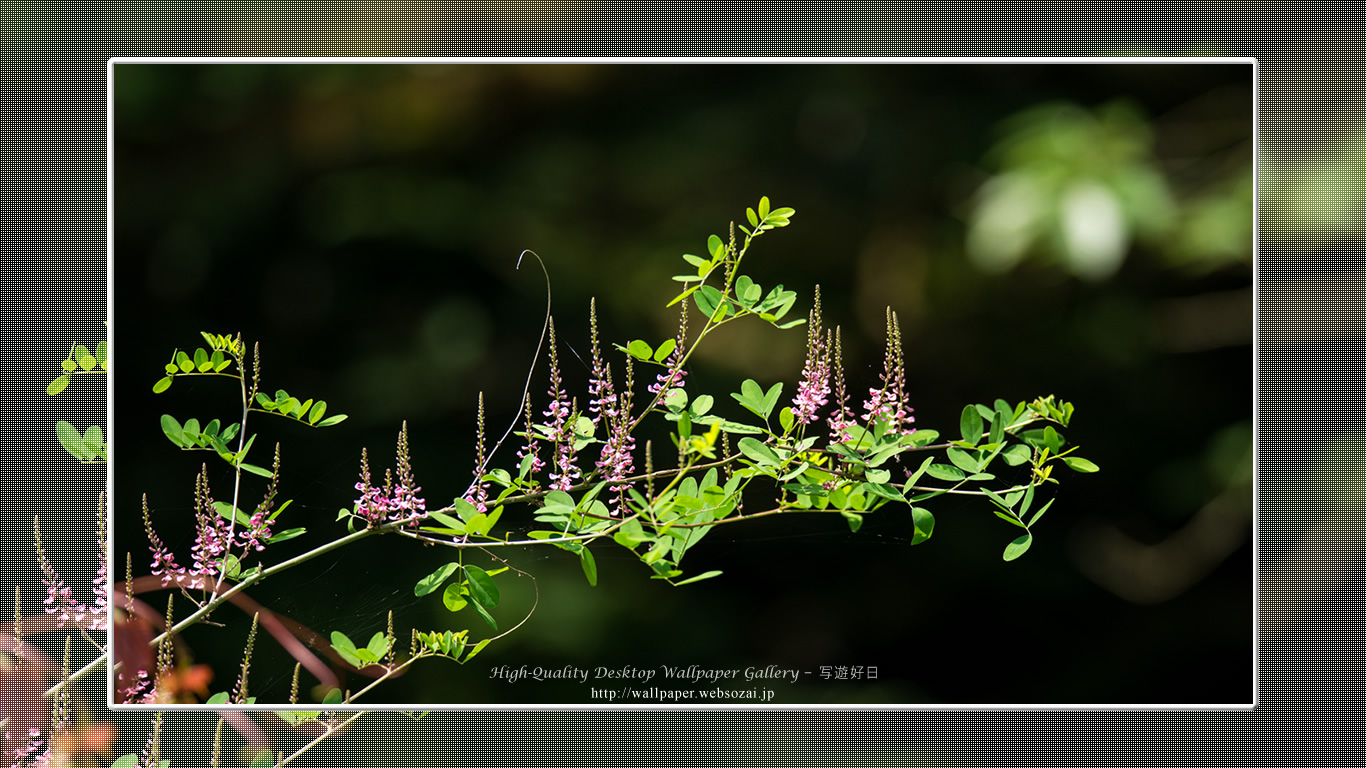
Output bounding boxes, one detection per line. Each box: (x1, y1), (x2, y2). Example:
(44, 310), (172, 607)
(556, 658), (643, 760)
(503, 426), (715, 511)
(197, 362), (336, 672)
(117, 198), (1096, 704)
(4, 196), (1099, 767)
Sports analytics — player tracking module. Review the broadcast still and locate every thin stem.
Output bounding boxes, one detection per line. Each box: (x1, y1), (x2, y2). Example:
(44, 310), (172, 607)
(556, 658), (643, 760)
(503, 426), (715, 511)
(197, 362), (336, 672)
(274, 711), (368, 768)
(463, 248), (553, 501)
(474, 452), (741, 509)
(213, 353), (252, 595)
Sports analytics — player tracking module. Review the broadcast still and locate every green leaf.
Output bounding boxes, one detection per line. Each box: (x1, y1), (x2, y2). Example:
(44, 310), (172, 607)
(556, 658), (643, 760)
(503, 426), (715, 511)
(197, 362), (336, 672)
(266, 527), (306, 544)
(462, 638), (492, 663)
(758, 196), (771, 219)
(863, 482), (906, 503)
(960, 404), (984, 445)
(613, 518), (653, 547)
(989, 412), (1005, 446)
(906, 455), (935, 487)
(992, 508), (1027, 528)
(61, 359), (77, 372)
(945, 447), (979, 473)
(994, 398), (1015, 427)
(707, 233), (725, 259)
(666, 284), (702, 308)
(627, 339), (653, 360)
(452, 497), (482, 521)
(414, 562), (461, 597)
(112, 755), (143, 767)
(735, 274), (762, 306)
(778, 406), (795, 434)
(1020, 482), (1036, 516)
(716, 419), (763, 435)
(742, 378), (764, 402)
(366, 631), (390, 659)
(441, 583), (468, 612)
(673, 570), (723, 586)
(1043, 426), (1063, 454)
(841, 510), (863, 532)
(321, 688), (344, 704)
(464, 565), (500, 608)
(746, 206), (759, 227)
(55, 421), (87, 461)
(761, 382), (784, 419)
(1001, 444), (1032, 466)
(737, 437), (780, 466)
(691, 393), (714, 417)
(642, 538), (670, 566)
(239, 462), (274, 478)
(1027, 498), (1055, 528)
(213, 501), (250, 526)
(693, 285), (724, 319)
(47, 374), (71, 396)
(316, 414), (349, 427)
(194, 347), (210, 372)
(330, 630), (359, 655)
(1063, 456), (1100, 473)
(308, 400), (327, 425)
(1003, 532), (1033, 561)
(160, 414), (185, 447)
(580, 547), (598, 586)
(653, 337), (676, 362)
(924, 463), (965, 482)
(911, 507), (935, 545)
(219, 553), (242, 580)
(176, 350), (193, 373)
(276, 711), (321, 726)
(906, 429), (940, 446)
(469, 597), (498, 631)
(205, 691), (231, 705)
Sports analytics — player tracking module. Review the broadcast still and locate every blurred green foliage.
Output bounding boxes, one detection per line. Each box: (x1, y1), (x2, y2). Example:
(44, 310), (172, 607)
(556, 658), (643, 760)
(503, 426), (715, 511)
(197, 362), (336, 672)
(967, 98), (1252, 279)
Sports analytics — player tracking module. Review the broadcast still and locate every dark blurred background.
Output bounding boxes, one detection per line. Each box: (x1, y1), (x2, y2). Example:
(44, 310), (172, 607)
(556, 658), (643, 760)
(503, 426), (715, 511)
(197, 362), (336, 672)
(111, 62), (1252, 704)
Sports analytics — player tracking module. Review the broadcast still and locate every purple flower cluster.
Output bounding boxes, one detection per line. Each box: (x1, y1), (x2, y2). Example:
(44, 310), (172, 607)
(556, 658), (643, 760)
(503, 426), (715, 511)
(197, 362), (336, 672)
(5, 727), (48, 768)
(235, 445), (282, 552)
(516, 392), (544, 479)
(648, 303), (691, 396)
(826, 328), (856, 442)
(595, 359), (637, 514)
(791, 287), (831, 425)
(188, 469), (231, 580)
(119, 668), (155, 707)
(463, 393), (491, 514)
(142, 461), (288, 595)
(35, 514), (103, 632)
(355, 475), (428, 526)
(862, 308), (914, 436)
(354, 424), (427, 528)
(538, 318), (582, 492)
(585, 298), (637, 509)
(549, 417), (582, 492)
(143, 495), (185, 588)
